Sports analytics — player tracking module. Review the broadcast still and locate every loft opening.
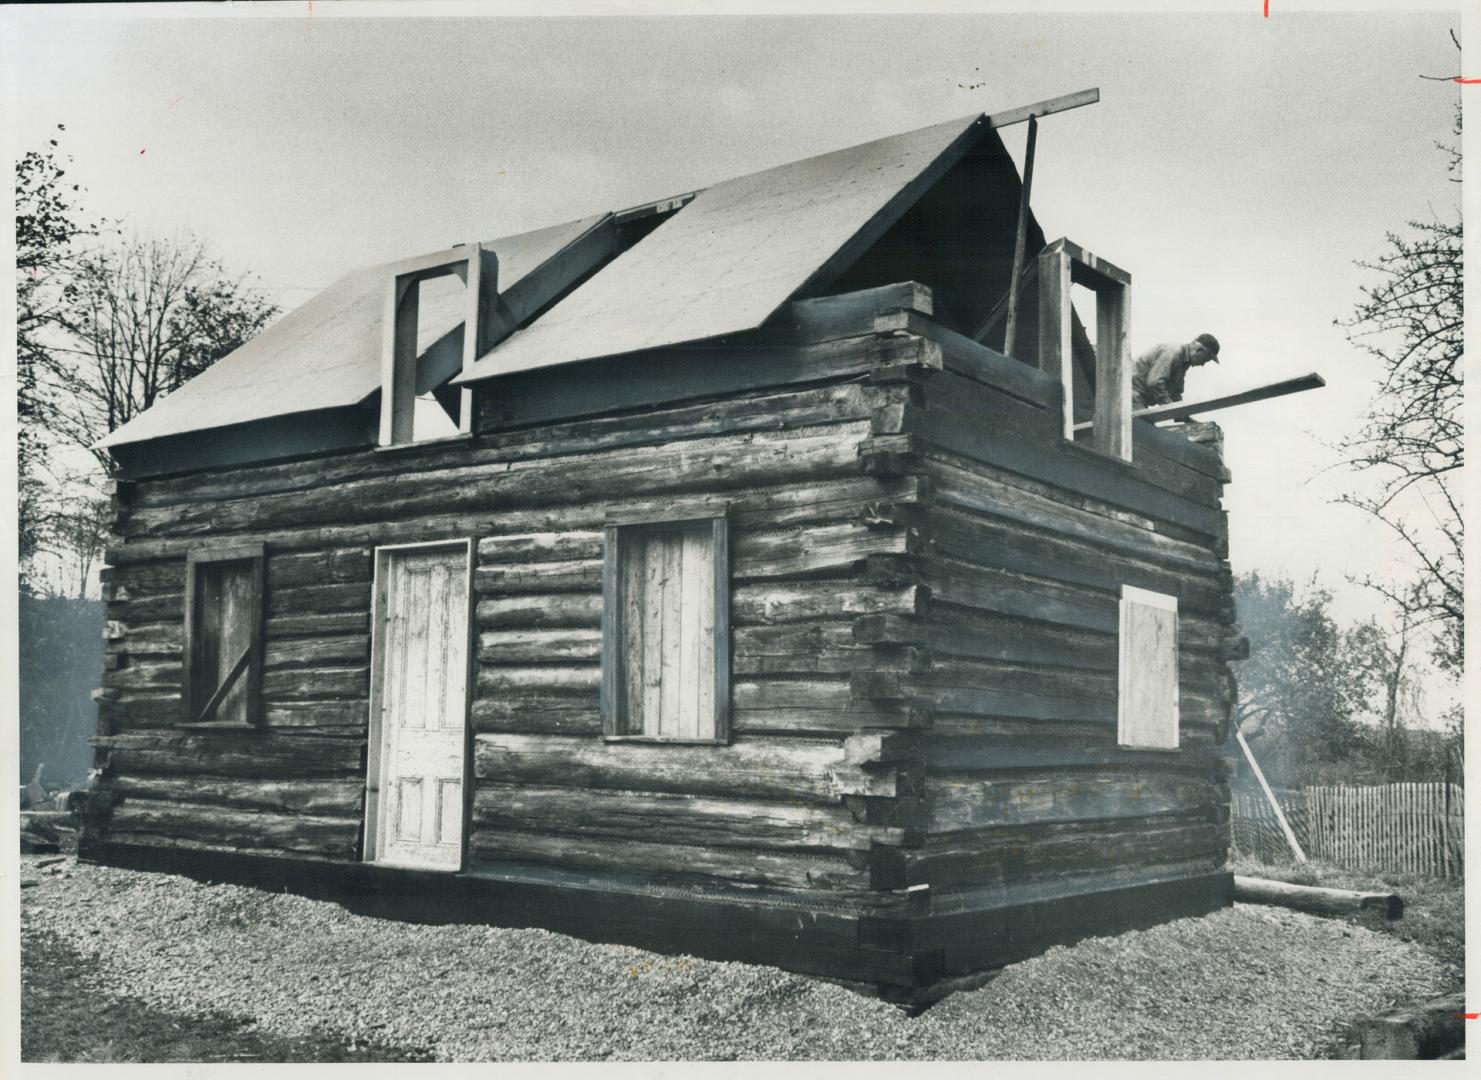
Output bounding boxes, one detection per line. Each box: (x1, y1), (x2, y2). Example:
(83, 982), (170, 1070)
(380, 244), (499, 447)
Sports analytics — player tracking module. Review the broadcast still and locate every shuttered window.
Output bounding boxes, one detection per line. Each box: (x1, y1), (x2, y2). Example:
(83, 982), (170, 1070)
(1117, 584), (1179, 749)
(182, 545), (265, 728)
(602, 517), (729, 742)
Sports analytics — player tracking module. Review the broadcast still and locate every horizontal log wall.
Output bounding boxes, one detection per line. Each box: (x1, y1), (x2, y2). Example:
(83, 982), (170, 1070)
(94, 282), (1235, 916)
(854, 312), (1236, 898)
(92, 284), (939, 899)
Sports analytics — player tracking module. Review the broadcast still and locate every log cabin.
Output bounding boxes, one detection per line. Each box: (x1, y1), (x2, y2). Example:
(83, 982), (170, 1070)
(81, 90), (1240, 1006)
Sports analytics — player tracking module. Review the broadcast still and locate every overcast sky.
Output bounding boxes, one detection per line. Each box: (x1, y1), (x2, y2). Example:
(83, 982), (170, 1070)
(3, 3), (1464, 701)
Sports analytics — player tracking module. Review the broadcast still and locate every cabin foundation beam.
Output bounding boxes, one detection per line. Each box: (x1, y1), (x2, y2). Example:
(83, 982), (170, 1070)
(77, 838), (1228, 1008)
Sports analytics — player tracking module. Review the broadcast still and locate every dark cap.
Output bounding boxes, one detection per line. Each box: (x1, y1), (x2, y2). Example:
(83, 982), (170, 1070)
(1195, 333), (1221, 363)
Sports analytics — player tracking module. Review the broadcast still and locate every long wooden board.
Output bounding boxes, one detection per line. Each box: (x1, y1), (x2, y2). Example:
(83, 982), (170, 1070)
(1072, 373), (1326, 430)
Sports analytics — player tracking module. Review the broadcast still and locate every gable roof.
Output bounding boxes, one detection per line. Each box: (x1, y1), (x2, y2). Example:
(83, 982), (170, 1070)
(454, 113), (983, 383)
(97, 215), (608, 448)
(100, 91), (1097, 453)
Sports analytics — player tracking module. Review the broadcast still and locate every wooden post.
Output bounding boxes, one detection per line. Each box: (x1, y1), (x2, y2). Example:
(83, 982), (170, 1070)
(380, 277), (420, 446)
(457, 246), (499, 435)
(1002, 114), (1038, 360)
(1235, 726), (1307, 863)
(1092, 280), (1131, 460)
(1037, 243), (1073, 439)
(378, 243), (484, 447)
(1441, 781), (1452, 878)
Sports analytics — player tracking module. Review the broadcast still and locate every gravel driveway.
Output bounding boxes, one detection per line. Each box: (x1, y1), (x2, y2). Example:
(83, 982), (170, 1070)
(20, 855), (1448, 1060)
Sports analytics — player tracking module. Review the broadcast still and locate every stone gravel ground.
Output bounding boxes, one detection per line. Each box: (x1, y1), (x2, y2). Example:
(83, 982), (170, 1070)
(19, 854), (1451, 1061)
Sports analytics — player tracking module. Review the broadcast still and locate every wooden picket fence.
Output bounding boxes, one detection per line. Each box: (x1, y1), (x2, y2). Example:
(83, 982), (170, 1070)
(1232, 782), (1464, 879)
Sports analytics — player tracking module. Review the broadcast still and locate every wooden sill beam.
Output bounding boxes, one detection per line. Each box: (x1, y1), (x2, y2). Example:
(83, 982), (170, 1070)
(1072, 373), (1326, 431)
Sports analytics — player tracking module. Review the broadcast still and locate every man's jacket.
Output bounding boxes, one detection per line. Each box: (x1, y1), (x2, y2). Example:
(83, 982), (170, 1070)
(1131, 343), (1193, 408)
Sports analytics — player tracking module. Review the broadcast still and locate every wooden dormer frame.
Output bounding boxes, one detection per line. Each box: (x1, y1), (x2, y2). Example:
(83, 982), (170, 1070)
(1037, 238), (1132, 461)
(380, 244), (503, 446)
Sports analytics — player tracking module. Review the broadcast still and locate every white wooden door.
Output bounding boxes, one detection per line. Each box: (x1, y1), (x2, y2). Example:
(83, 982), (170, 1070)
(372, 544), (469, 870)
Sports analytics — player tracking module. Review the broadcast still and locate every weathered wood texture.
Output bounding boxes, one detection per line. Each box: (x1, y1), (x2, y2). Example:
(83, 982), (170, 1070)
(856, 306), (1235, 898)
(94, 291), (942, 903)
(1231, 875), (1403, 919)
(94, 281), (1234, 917)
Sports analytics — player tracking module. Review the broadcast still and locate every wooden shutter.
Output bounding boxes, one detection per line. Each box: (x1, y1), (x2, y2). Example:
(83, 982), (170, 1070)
(182, 545), (264, 727)
(1117, 584), (1178, 749)
(603, 517), (728, 742)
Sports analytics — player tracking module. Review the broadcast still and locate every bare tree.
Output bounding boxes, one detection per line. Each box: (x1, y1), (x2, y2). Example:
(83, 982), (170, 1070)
(1345, 594), (1428, 781)
(1339, 104), (1462, 671)
(37, 232), (279, 477)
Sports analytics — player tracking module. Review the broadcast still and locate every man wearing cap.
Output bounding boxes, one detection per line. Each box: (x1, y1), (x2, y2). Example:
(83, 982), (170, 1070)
(1131, 333), (1221, 410)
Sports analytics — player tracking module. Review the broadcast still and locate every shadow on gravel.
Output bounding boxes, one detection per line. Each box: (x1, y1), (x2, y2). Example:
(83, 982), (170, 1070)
(22, 930), (433, 1063)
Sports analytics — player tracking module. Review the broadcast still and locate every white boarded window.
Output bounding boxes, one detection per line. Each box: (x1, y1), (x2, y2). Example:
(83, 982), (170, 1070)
(602, 517), (729, 742)
(1117, 585), (1179, 749)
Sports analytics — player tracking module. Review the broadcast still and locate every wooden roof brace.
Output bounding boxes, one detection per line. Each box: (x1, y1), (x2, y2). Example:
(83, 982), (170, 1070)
(1001, 114), (1039, 360)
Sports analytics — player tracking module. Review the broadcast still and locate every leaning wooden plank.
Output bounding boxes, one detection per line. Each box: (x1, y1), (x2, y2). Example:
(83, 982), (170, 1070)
(1001, 112), (1038, 360)
(1072, 374), (1327, 430)
(1231, 875), (1402, 919)
(1235, 727), (1307, 862)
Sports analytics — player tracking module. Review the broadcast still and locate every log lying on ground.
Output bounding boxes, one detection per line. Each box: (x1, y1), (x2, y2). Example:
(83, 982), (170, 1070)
(1348, 992), (1465, 1059)
(1232, 875), (1403, 919)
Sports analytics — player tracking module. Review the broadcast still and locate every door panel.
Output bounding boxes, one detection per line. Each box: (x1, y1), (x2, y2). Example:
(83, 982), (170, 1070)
(373, 545), (469, 870)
